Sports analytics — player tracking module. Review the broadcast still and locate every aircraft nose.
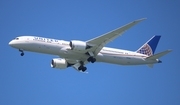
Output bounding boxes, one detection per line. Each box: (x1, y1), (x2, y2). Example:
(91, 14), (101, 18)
(9, 41), (13, 46)
(9, 40), (24, 48)
(9, 40), (16, 47)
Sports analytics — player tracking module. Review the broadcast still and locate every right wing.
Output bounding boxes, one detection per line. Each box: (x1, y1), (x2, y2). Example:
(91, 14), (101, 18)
(65, 18), (146, 72)
(86, 18), (146, 56)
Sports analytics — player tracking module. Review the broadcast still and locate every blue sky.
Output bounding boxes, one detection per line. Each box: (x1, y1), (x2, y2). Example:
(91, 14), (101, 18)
(1, 0), (179, 105)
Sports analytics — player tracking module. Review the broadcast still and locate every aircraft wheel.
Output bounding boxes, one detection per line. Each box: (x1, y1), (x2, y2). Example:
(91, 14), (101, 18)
(87, 57), (96, 63)
(87, 57), (93, 62)
(82, 67), (87, 72)
(21, 53), (24, 56)
(19, 49), (24, 56)
(91, 58), (96, 63)
(78, 66), (83, 70)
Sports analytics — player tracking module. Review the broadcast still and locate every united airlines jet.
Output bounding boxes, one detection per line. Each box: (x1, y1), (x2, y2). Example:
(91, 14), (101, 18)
(9, 18), (172, 72)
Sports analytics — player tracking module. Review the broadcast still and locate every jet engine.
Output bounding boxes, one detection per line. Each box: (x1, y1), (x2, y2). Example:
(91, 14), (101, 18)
(51, 58), (68, 69)
(69, 40), (91, 51)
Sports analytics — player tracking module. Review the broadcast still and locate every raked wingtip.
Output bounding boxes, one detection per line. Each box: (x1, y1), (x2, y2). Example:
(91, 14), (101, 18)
(136, 18), (147, 22)
(167, 49), (173, 52)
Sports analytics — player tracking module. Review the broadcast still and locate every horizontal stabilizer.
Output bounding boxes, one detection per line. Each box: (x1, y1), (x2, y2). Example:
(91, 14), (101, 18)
(146, 50), (172, 60)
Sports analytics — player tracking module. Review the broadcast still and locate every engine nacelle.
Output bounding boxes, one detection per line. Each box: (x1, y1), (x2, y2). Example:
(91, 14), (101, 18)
(69, 40), (91, 51)
(51, 58), (68, 69)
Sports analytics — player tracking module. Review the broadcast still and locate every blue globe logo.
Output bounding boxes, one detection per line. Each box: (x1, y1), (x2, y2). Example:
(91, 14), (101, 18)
(137, 44), (153, 56)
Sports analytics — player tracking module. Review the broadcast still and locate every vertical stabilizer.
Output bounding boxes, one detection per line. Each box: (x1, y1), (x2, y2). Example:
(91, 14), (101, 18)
(136, 36), (161, 56)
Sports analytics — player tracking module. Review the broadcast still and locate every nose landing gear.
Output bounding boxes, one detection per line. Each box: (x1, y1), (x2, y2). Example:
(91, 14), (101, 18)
(19, 49), (24, 56)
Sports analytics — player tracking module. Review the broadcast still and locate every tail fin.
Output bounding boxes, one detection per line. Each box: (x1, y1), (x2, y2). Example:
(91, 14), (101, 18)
(136, 36), (161, 56)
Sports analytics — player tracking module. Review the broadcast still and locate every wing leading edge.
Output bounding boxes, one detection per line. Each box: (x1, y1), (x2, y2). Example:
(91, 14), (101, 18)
(86, 18), (146, 56)
(64, 18), (147, 72)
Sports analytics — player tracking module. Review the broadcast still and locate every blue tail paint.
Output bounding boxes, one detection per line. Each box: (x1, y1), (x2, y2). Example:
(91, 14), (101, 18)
(136, 36), (161, 56)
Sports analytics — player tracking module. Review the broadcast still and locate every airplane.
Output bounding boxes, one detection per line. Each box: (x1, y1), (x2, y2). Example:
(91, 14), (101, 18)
(9, 18), (172, 72)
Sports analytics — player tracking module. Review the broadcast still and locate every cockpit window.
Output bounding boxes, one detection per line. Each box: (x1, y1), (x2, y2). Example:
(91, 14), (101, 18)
(14, 38), (19, 40)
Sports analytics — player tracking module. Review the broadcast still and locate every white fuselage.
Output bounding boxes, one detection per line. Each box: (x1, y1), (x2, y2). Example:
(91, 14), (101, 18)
(9, 36), (159, 66)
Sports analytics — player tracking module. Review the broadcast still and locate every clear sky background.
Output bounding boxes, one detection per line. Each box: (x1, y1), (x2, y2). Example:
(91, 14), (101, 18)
(0, 0), (179, 105)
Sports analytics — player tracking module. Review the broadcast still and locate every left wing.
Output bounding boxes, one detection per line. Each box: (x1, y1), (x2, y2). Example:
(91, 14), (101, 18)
(86, 18), (146, 56)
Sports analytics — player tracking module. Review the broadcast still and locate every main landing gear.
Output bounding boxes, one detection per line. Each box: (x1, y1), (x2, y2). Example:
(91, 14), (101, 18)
(87, 56), (96, 63)
(78, 56), (96, 72)
(78, 66), (87, 72)
(77, 55), (96, 73)
(19, 49), (24, 56)
(86, 52), (96, 63)
(78, 61), (87, 72)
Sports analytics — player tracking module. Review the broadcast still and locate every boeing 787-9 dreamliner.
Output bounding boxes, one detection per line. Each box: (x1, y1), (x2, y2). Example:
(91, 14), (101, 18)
(9, 18), (172, 72)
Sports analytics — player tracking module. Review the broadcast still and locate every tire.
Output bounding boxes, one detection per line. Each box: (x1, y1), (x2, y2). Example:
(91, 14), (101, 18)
(82, 67), (87, 72)
(91, 58), (96, 63)
(21, 53), (24, 56)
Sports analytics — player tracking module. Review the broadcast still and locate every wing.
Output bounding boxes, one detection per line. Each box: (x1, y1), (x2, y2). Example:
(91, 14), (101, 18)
(65, 58), (89, 72)
(86, 18), (146, 56)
